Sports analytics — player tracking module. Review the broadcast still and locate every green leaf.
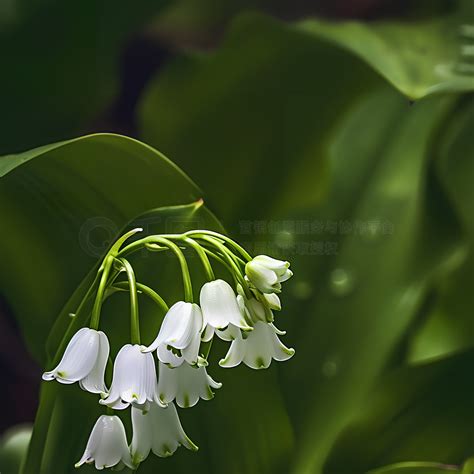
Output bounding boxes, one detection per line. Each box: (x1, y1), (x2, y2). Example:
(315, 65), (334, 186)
(367, 462), (461, 474)
(323, 350), (474, 473)
(297, 0), (474, 100)
(406, 98), (474, 362)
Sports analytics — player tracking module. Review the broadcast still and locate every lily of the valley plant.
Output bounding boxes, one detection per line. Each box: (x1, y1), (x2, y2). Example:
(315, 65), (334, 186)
(43, 228), (295, 470)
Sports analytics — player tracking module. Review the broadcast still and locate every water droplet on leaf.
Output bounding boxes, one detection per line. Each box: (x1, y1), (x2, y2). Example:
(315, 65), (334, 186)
(329, 268), (355, 296)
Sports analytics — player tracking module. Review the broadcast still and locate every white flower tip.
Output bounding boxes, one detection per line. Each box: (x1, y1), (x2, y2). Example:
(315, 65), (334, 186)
(42, 372), (54, 381)
(187, 437), (199, 451)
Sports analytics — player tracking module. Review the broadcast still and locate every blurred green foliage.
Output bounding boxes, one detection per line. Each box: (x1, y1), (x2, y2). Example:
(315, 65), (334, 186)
(0, 1), (474, 474)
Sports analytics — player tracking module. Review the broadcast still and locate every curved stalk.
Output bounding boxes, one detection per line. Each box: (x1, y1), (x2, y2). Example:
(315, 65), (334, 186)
(199, 235), (251, 298)
(116, 257), (140, 344)
(90, 255), (114, 330)
(181, 236), (215, 281)
(185, 229), (252, 261)
(112, 281), (169, 313)
(146, 236), (193, 302)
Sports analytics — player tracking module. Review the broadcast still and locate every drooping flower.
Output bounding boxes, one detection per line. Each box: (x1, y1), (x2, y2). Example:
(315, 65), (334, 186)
(100, 344), (158, 411)
(130, 401), (198, 464)
(42, 327), (109, 394)
(200, 279), (252, 331)
(143, 301), (203, 367)
(245, 255), (293, 293)
(75, 415), (134, 470)
(219, 321), (294, 369)
(156, 362), (222, 408)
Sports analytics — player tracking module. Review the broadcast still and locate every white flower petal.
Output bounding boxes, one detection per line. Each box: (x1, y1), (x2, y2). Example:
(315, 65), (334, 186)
(157, 344), (184, 368)
(156, 362), (178, 406)
(271, 331), (295, 362)
(219, 335), (246, 368)
(201, 324), (215, 342)
(43, 328), (100, 384)
(253, 255), (290, 274)
(182, 331), (201, 366)
(242, 322), (274, 369)
(215, 324), (241, 342)
(243, 322), (294, 369)
(130, 406), (153, 464)
(262, 293), (281, 311)
(270, 322), (286, 336)
(200, 279), (252, 330)
(157, 362), (221, 408)
(79, 331), (110, 394)
(279, 269), (293, 282)
(131, 402), (198, 462)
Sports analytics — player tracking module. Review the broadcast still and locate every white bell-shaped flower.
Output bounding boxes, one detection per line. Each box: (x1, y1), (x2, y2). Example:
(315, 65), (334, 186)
(100, 344), (158, 411)
(245, 255), (293, 293)
(156, 362), (222, 408)
(130, 401), (198, 464)
(75, 415), (134, 470)
(219, 321), (294, 369)
(143, 302), (203, 367)
(200, 279), (252, 331)
(42, 327), (109, 394)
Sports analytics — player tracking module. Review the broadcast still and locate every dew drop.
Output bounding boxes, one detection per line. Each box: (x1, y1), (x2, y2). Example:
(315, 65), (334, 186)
(329, 268), (355, 297)
(362, 220), (383, 242)
(274, 230), (294, 250)
(322, 356), (340, 378)
(291, 280), (313, 300)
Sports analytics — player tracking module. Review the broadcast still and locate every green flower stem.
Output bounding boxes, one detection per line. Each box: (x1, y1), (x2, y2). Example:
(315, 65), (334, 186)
(116, 257), (140, 344)
(109, 227), (143, 255)
(146, 236), (193, 302)
(90, 255), (114, 330)
(185, 229), (252, 261)
(117, 234), (171, 258)
(200, 337), (213, 361)
(112, 281), (169, 313)
(199, 236), (252, 298)
(201, 247), (240, 287)
(181, 236), (215, 281)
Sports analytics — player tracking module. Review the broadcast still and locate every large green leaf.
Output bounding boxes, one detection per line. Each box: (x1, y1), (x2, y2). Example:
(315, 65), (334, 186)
(322, 350), (474, 473)
(138, 13), (469, 474)
(406, 97), (474, 363)
(297, 0), (474, 100)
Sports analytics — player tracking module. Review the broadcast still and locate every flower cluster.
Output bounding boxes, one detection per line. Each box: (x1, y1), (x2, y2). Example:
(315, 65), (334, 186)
(43, 229), (294, 470)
